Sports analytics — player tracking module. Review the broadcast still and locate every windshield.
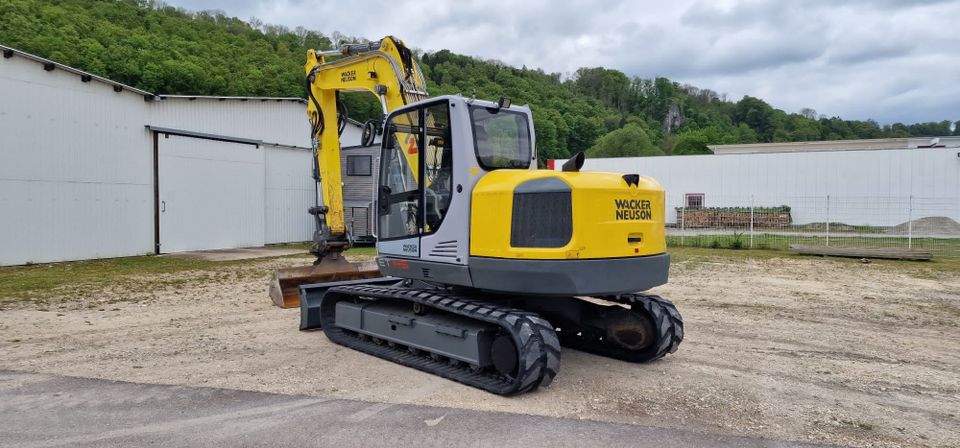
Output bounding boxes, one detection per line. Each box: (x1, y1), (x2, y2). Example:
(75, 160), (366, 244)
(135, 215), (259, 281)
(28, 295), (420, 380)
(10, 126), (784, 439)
(469, 106), (532, 169)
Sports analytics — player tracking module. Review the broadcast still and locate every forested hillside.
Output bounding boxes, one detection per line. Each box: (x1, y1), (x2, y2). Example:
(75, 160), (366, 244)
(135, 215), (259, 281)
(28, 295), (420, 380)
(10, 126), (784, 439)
(2, 0), (957, 162)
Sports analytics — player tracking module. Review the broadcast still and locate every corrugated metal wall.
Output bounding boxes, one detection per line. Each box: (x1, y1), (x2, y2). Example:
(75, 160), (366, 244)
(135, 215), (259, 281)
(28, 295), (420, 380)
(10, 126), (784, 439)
(150, 98), (308, 147)
(0, 51), (334, 265)
(0, 55), (154, 265)
(153, 98), (317, 247)
(569, 148), (960, 226)
(264, 146), (314, 244)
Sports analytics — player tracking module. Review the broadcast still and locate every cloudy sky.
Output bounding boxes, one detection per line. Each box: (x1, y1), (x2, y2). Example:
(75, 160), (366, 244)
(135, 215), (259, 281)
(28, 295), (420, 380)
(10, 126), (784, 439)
(167, 0), (958, 125)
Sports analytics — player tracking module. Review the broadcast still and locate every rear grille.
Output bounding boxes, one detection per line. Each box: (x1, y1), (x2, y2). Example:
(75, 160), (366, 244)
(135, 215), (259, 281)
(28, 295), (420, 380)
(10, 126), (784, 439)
(510, 178), (573, 248)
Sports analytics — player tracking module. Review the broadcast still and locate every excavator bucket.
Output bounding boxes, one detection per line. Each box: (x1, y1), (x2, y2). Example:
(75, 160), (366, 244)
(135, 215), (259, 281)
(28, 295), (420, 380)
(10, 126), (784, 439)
(269, 257), (382, 308)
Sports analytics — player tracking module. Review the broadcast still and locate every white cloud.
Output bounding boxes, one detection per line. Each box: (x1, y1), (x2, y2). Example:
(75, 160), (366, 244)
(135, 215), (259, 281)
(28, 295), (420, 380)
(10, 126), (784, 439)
(167, 0), (960, 124)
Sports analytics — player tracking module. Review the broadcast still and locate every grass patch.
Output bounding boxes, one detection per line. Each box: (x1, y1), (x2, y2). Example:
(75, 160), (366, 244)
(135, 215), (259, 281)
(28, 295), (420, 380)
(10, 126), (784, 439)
(669, 246), (960, 278)
(344, 246), (378, 256)
(267, 242), (377, 258)
(669, 234), (960, 272)
(266, 241), (313, 250)
(0, 256), (237, 303)
(669, 233), (960, 253)
(669, 246), (792, 262)
(0, 246), (376, 304)
(670, 233), (960, 256)
(3, 241), (955, 305)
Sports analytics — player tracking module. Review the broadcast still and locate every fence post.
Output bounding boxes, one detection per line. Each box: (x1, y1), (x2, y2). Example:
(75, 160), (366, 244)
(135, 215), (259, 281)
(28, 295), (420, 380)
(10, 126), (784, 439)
(750, 195), (755, 249)
(908, 195), (913, 249)
(680, 195), (685, 247)
(825, 195), (831, 247)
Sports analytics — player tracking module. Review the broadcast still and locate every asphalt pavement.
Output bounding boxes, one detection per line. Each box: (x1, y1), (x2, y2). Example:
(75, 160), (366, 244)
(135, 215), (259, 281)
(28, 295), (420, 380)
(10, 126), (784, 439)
(0, 370), (828, 448)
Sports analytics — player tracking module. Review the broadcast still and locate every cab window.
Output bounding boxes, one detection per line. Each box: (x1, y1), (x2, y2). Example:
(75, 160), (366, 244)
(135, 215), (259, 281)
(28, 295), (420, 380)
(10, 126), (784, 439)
(423, 103), (452, 233)
(470, 106), (532, 170)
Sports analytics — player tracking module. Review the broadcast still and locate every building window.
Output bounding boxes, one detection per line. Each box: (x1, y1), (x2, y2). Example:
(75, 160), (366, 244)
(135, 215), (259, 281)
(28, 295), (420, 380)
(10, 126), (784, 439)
(346, 155), (372, 176)
(685, 193), (704, 209)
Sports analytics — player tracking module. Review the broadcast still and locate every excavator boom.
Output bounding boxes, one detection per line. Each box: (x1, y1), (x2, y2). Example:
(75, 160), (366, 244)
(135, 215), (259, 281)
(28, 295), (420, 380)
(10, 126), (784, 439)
(269, 36), (427, 308)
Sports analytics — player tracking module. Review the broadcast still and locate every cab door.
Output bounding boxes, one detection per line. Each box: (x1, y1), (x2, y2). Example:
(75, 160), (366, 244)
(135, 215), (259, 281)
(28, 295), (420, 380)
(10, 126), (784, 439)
(376, 108), (422, 257)
(376, 101), (455, 260)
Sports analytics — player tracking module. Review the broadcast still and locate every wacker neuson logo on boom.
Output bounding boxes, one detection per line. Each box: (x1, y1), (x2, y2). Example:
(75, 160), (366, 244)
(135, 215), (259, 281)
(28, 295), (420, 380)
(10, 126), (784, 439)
(614, 199), (652, 220)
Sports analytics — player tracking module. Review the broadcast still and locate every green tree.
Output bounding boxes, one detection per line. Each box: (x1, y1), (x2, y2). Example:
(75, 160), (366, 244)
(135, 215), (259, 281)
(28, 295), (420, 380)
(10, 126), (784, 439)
(733, 96), (776, 141)
(673, 126), (734, 155)
(735, 123), (759, 143)
(567, 115), (605, 152)
(586, 124), (662, 158)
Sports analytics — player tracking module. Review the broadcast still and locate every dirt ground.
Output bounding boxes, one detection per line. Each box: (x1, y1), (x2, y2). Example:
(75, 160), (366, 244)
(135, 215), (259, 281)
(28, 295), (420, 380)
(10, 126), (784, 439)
(2, 252), (958, 447)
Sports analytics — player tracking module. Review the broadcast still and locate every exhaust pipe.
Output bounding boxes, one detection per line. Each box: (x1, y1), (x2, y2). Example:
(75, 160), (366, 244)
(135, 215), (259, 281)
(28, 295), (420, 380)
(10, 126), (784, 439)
(562, 151), (585, 172)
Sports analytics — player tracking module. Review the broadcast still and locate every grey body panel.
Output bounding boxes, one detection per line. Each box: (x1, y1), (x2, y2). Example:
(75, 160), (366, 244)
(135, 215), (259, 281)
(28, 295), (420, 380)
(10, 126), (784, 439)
(334, 300), (497, 366)
(418, 98), (473, 265)
(376, 253), (670, 297)
(299, 277), (397, 330)
(468, 253), (671, 296)
(377, 237), (419, 257)
(377, 256), (473, 286)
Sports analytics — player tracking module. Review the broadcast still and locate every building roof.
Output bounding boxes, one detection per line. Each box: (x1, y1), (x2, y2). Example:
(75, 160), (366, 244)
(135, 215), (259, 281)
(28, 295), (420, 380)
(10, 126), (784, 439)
(709, 137), (960, 155)
(1, 44), (306, 103)
(156, 95), (306, 103)
(2, 44), (153, 97)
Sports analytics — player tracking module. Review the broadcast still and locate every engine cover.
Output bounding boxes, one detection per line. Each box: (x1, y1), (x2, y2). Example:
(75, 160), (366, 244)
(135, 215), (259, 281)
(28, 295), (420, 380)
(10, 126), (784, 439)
(470, 170), (667, 260)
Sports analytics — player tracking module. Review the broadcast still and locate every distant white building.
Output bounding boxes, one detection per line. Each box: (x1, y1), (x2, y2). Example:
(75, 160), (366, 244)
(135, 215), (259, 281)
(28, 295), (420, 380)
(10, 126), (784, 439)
(553, 137), (960, 228)
(0, 45), (374, 266)
(709, 137), (960, 155)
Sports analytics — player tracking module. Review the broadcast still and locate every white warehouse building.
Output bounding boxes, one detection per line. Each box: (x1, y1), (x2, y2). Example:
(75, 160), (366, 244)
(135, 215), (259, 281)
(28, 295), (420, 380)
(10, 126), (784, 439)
(0, 45), (371, 266)
(554, 138), (960, 230)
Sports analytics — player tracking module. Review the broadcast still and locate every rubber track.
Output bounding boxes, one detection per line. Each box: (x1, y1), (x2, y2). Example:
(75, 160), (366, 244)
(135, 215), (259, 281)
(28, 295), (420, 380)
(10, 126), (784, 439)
(560, 294), (683, 363)
(320, 284), (561, 396)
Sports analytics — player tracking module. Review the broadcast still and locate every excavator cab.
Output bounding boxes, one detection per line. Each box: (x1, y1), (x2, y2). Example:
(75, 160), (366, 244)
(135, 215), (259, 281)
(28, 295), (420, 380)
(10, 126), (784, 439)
(373, 95), (670, 296)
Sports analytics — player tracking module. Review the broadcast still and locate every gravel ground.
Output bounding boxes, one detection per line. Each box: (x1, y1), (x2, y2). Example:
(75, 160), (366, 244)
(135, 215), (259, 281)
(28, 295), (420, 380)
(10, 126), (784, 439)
(1, 253), (958, 447)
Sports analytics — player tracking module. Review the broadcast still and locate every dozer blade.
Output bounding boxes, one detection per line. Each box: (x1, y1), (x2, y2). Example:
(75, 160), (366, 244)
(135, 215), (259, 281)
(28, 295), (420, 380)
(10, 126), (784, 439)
(269, 257), (382, 308)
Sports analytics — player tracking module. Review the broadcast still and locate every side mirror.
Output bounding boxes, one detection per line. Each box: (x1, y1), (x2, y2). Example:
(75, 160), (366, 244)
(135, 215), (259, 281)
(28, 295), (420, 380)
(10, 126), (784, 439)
(378, 185), (391, 214)
(361, 121), (378, 147)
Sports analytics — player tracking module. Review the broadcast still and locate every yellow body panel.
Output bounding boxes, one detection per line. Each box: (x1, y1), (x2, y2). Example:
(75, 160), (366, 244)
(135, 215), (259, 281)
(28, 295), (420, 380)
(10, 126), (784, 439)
(470, 170), (666, 259)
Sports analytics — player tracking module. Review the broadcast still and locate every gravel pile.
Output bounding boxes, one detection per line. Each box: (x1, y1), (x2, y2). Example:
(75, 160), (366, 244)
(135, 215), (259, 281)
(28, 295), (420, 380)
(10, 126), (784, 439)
(886, 216), (960, 236)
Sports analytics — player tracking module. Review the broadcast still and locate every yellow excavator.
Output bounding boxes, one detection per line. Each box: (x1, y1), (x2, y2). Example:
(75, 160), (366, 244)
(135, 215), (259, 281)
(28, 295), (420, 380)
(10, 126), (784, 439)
(270, 36), (683, 395)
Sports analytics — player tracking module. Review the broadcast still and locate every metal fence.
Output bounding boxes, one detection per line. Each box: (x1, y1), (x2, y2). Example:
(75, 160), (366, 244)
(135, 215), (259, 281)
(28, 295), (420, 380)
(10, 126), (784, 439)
(666, 195), (960, 259)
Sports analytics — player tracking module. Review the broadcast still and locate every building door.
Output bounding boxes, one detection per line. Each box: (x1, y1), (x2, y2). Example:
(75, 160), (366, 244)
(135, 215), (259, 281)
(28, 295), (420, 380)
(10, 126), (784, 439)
(157, 134), (265, 253)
